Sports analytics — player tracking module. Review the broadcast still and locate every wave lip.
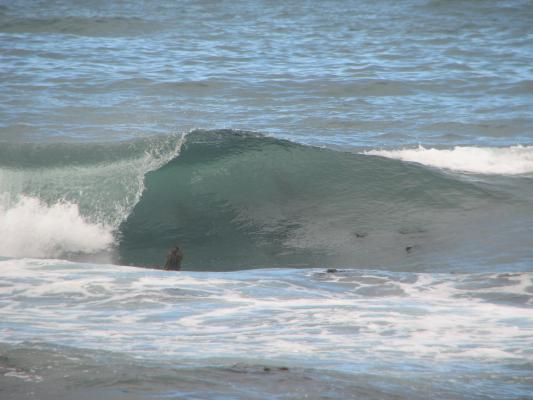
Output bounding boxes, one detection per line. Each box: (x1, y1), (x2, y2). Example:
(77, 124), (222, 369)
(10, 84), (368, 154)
(364, 145), (533, 175)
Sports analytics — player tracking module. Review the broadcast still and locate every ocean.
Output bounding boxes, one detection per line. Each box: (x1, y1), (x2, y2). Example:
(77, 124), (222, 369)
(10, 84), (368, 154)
(0, 0), (532, 399)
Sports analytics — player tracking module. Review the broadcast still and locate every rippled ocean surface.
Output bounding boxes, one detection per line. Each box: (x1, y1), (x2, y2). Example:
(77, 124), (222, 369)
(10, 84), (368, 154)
(0, 1), (532, 399)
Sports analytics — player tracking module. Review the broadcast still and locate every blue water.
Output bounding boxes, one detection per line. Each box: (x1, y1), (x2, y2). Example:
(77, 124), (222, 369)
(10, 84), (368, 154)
(1, 0), (532, 146)
(0, 1), (532, 399)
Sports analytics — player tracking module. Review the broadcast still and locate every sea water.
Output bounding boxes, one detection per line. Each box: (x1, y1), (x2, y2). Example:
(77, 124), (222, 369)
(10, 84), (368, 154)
(0, 1), (532, 399)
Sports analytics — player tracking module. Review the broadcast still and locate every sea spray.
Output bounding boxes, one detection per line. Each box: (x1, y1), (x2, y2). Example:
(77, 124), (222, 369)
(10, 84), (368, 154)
(0, 196), (113, 258)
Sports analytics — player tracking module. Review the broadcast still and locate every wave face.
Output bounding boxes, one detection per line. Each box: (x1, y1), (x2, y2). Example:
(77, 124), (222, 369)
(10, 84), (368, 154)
(2, 130), (531, 270)
(118, 130), (512, 270)
(365, 145), (533, 175)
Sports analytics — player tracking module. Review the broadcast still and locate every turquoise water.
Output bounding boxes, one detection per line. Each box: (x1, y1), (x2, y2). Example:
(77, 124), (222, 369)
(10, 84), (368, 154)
(0, 1), (532, 398)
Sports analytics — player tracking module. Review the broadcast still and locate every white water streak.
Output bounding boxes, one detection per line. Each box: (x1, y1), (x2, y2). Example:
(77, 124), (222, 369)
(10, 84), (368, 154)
(365, 145), (533, 175)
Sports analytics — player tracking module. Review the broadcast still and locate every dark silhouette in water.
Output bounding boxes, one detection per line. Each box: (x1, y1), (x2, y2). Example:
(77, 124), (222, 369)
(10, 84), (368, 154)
(164, 246), (183, 270)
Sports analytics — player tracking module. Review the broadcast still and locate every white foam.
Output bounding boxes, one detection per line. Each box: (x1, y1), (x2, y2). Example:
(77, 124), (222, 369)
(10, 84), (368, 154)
(0, 259), (531, 368)
(0, 196), (113, 258)
(3, 368), (43, 382)
(364, 145), (533, 175)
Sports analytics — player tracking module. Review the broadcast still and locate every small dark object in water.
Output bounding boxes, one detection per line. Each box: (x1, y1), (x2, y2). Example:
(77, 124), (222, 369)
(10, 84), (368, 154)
(164, 246), (183, 270)
(405, 246), (413, 253)
(326, 268), (338, 273)
(263, 366), (289, 372)
(354, 232), (367, 238)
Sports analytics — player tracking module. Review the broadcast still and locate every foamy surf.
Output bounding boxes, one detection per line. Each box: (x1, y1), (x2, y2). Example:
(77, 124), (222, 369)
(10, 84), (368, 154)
(0, 196), (113, 258)
(0, 258), (531, 399)
(364, 145), (533, 175)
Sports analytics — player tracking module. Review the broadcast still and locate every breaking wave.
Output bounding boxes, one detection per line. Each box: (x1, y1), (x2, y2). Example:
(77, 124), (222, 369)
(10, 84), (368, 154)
(116, 130), (505, 269)
(0, 133), (184, 260)
(1, 130), (530, 269)
(0, 196), (112, 258)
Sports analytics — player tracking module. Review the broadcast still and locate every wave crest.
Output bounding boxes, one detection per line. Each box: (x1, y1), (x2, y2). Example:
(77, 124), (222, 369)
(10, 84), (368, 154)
(1, 130), (527, 268)
(118, 130), (497, 269)
(364, 145), (533, 175)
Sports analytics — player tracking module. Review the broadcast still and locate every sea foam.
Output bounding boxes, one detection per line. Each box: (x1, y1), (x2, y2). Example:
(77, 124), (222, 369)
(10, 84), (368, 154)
(364, 145), (533, 175)
(0, 196), (113, 258)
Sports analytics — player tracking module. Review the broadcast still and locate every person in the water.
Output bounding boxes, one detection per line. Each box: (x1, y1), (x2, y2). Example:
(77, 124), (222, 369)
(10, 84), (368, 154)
(164, 246), (183, 271)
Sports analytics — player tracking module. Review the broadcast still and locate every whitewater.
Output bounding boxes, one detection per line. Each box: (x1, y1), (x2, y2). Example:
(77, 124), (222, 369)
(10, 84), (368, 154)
(1, 0), (532, 399)
(366, 145), (533, 175)
(1, 258), (532, 399)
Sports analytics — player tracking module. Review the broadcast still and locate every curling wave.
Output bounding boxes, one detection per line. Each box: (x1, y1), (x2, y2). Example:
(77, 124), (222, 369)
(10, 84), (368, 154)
(0, 134), (184, 260)
(1, 130), (530, 270)
(117, 130), (505, 270)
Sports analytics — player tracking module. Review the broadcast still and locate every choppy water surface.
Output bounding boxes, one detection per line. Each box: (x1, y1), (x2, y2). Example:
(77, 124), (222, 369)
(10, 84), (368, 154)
(1, 259), (532, 399)
(1, 0), (532, 399)
(1, 0), (532, 146)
